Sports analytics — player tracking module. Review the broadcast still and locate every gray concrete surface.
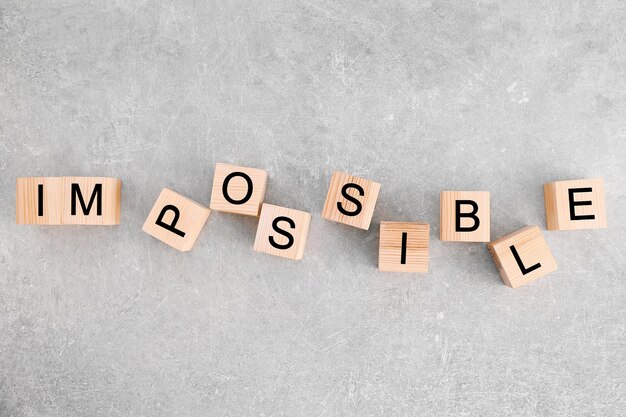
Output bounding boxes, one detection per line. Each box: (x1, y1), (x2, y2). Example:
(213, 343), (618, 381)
(1, 1), (626, 416)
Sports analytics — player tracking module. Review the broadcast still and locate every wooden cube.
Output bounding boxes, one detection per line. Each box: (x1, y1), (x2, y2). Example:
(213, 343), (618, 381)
(440, 191), (490, 242)
(142, 188), (211, 251)
(61, 177), (122, 225)
(544, 178), (606, 230)
(488, 225), (557, 288)
(16, 177), (64, 225)
(253, 203), (311, 260)
(16, 176), (121, 225)
(322, 171), (380, 230)
(379, 222), (429, 273)
(209, 163), (268, 217)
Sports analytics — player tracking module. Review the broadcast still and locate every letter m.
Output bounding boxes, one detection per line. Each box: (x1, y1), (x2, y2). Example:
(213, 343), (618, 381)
(71, 183), (102, 216)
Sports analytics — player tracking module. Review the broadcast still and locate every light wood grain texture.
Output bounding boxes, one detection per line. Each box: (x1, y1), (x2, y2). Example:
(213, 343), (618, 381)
(321, 171), (380, 230)
(440, 191), (490, 242)
(16, 177), (64, 225)
(253, 203), (311, 260)
(142, 188), (211, 252)
(544, 178), (606, 230)
(379, 222), (429, 273)
(16, 176), (121, 225)
(488, 225), (557, 288)
(209, 163), (268, 217)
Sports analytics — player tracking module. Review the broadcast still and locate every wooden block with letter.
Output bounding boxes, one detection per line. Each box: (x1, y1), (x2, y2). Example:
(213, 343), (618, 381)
(488, 225), (557, 288)
(379, 222), (429, 273)
(142, 188), (211, 251)
(209, 163), (268, 216)
(544, 178), (606, 230)
(16, 177), (64, 225)
(253, 203), (311, 260)
(16, 176), (121, 225)
(440, 191), (490, 242)
(61, 177), (121, 225)
(322, 171), (380, 230)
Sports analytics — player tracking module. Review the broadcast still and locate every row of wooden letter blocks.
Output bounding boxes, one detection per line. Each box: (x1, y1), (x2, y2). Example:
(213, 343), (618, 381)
(16, 165), (607, 288)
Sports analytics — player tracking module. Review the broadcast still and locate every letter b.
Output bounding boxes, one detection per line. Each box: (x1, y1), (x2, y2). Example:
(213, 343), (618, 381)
(440, 191), (490, 242)
(455, 200), (479, 232)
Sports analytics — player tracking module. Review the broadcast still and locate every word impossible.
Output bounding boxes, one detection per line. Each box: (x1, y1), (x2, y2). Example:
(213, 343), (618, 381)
(15, 165), (607, 288)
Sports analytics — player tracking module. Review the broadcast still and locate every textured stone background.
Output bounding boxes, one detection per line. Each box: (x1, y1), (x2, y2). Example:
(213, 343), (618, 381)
(1, 1), (625, 416)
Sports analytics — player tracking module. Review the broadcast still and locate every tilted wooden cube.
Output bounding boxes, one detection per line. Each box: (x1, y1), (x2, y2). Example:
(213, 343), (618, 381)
(440, 191), (490, 242)
(209, 163), (268, 217)
(379, 222), (429, 273)
(254, 203), (311, 260)
(544, 178), (606, 230)
(488, 225), (557, 288)
(16, 176), (121, 225)
(322, 171), (380, 230)
(142, 188), (211, 251)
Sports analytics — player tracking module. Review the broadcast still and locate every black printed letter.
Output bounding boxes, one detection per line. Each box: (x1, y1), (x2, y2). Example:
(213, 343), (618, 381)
(400, 232), (408, 264)
(337, 183), (364, 216)
(568, 188), (595, 221)
(222, 172), (253, 205)
(155, 205), (186, 237)
(510, 245), (541, 275)
(455, 200), (480, 232)
(71, 183), (102, 216)
(269, 216), (295, 250)
(38, 184), (44, 216)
